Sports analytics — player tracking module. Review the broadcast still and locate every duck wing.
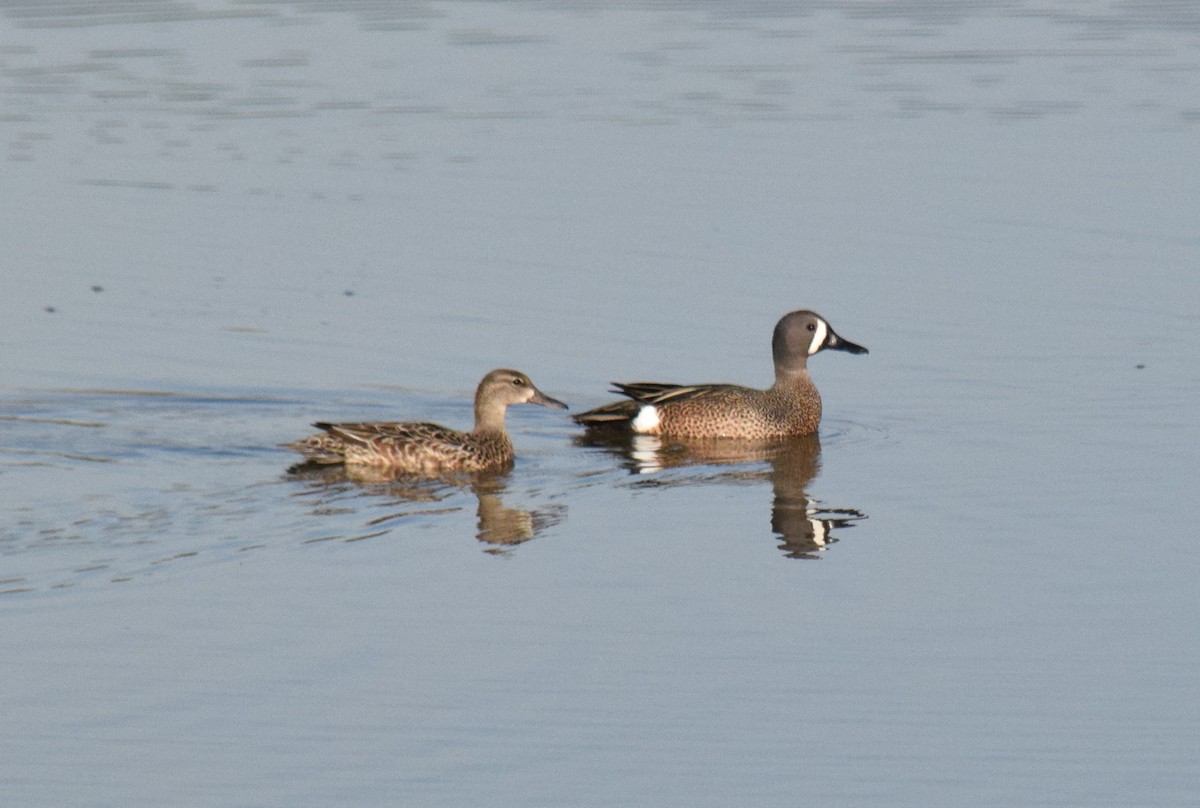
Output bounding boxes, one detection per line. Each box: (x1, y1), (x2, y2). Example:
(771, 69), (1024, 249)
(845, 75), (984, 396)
(316, 421), (468, 450)
(612, 381), (745, 405)
(574, 382), (745, 425)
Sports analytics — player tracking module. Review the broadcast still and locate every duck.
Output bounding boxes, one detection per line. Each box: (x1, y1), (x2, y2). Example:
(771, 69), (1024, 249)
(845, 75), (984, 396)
(573, 310), (866, 439)
(285, 368), (567, 473)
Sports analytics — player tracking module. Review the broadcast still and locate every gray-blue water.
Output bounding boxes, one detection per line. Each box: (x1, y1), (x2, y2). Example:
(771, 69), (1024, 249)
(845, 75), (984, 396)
(2, 2), (1198, 806)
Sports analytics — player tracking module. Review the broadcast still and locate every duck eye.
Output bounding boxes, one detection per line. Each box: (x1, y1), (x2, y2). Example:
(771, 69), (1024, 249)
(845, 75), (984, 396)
(512, 377), (525, 386)
(806, 323), (816, 331)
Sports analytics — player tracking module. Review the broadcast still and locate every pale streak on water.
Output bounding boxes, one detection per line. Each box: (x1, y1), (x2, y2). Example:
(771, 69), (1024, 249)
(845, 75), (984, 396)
(2, 2), (1198, 806)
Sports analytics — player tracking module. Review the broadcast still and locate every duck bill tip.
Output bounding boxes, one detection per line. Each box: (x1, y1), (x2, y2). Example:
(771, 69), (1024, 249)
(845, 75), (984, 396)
(533, 392), (569, 410)
(828, 334), (868, 355)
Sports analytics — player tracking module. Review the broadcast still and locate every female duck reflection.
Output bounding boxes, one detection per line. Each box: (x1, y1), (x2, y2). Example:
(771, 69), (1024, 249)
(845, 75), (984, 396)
(286, 464), (565, 554)
(577, 431), (865, 560)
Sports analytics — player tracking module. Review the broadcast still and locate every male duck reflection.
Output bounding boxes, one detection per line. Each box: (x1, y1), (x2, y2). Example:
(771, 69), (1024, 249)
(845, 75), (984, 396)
(574, 310), (867, 439)
(579, 432), (865, 560)
(285, 368), (567, 474)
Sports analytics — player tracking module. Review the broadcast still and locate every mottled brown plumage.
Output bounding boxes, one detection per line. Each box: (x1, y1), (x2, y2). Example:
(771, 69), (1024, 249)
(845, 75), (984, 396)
(574, 310), (867, 439)
(285, 369), (567, 473)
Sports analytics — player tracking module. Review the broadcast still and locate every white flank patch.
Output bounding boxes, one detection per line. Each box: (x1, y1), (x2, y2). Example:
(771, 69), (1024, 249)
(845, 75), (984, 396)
(808, 318), (828, 355)
(631, 404), (660, 434)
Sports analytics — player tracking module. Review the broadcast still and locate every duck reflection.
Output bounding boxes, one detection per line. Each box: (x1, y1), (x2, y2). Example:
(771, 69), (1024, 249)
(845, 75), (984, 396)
(578, 432), (864, 559)
(286, 463), (564, 553)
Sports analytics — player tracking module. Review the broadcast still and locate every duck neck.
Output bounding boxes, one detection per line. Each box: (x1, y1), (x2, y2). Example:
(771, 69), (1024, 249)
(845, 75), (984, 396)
(773, 364), (811, 389)
(473, 398), (509, 435)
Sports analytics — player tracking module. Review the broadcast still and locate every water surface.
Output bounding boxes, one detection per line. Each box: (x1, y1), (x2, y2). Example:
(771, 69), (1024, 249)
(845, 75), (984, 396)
(2, 2), (1198, 806)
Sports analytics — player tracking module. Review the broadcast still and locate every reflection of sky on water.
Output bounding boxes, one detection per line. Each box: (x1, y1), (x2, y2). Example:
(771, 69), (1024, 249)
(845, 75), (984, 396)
(4, 1), (1199, 172)
(1, 3), (1198, 807)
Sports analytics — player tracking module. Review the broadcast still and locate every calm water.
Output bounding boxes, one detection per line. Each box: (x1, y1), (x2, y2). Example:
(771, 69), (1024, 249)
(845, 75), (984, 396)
(3, 2), (1198, 806)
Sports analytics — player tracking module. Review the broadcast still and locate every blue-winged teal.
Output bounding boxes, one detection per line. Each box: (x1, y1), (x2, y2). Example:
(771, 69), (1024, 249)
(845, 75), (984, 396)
(285, 368), (567, 473)
(574, 310), (867, 439)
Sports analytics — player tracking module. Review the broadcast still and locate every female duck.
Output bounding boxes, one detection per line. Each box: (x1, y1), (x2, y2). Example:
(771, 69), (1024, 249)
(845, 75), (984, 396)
(286, 368), (567, 474)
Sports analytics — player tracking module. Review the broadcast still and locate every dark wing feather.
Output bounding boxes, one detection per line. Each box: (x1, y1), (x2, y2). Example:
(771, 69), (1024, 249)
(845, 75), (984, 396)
(571, 399), (640, 425)
(317, 421), (468, 449)
(612, 382), (742, 406)
(574, 382), (742, 426)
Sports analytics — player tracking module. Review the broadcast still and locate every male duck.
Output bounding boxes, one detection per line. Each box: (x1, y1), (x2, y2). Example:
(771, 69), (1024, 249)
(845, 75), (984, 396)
(286, 368), (567, 473)
(574, 310), (866, 439)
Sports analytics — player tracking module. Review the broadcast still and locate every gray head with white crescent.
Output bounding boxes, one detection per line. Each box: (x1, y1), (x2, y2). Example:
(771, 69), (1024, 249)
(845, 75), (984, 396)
(772, 310), (868, 377)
